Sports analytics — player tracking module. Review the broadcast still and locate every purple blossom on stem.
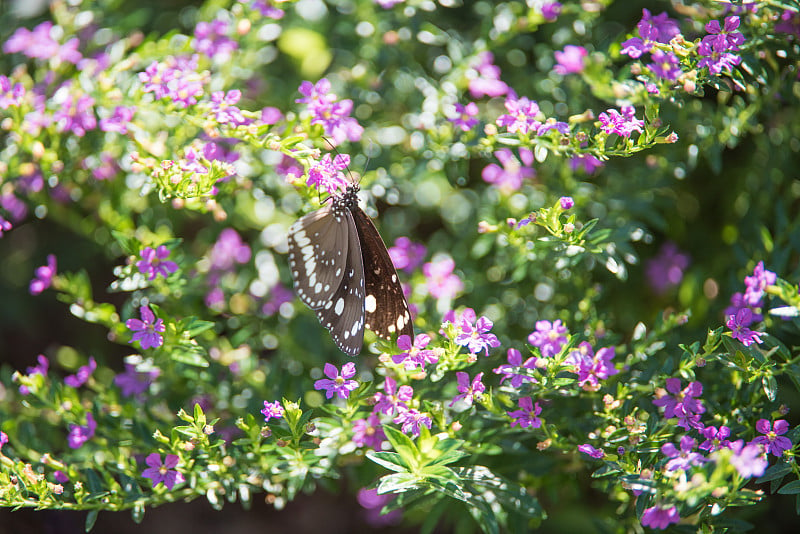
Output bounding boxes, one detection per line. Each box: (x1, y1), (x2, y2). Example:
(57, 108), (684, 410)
(296, 79), (363, 144)
(0, 216), (11, 237)
(0, 75), (25, 109)
(724, 292), (762, 324)
(54, 470), (69, 483)
(559, 196), (574, 210)
(645, 242), (690, 294)
(697, 39), (742, 75)
(449, 102), (479, 131)
(0, 431), (6, 449)
(642, 9), (681, 43)
(455, 314), (500, 356)
(99, 106), (135, 134)
(141, 453), (184, 490)
(704, 16), (745, 52)
(449, 372), (485, 407)
(662, 435), (706, 471)
(641, 505), (680, 530)
(373, 377), (413, 417)
(210, 90), (247, 125)
(648, 50), (682, 81)
(540, 2), (562, 21)
(138, 56), (204, 108)
(743, 261), (776, 307)
(246, 0), (285, 19)
(392, 334), (438, 370)
(496, 95), (541, 135)
(776, 9), (800, 39)
(493, 348), (537, 388)
(137, 246), (179, 281)
(726, 439), (768, 478)
(126, 306), (166, 350)
(3, 22), (83, 64)
(468, 52), (509, 99)
(19, 354), (49, 395)
(393, 408), (432, 437)
(67, 413), (97, 449)
(751, 419), (793, 457)
(565, 343), (618, 390)
(482, 148), (535, 193)
(64, 357), (97, 388)
(423, 256), (463, 300)
(699, 425), (732, 452)
(314, 362), (358, 400)
(554, 45), (587, 75)
(527, 320), (568, 358)
(29, 254), (57, 295)
(727, 308), (764, 347)
(262, 283), (294, 316)
(388, 237), (426, 274)
(578, 444), (605, 459)
(352, 414), (386, 449)
(261, 400), (284, 422)
(357, 487), (402, 527)
(193, 19), (238, 60)
(652, 378), (706, 430)
(114, 364), (160, 398)
(598, 106), (644, 138)
(53, 92), (96, 137)
(508, 397), (542, 429)
(209, 229), (252, 272)
(307, 154), (350, 194)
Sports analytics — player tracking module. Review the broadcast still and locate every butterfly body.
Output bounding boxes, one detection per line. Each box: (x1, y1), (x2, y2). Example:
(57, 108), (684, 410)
(288, 184), (413, 355)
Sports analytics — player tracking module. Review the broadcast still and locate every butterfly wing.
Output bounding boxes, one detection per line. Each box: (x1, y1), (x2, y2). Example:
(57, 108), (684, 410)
(287, 204), (350, 310)
(312, 209), (366, 356)
(350, 206), (414, 341)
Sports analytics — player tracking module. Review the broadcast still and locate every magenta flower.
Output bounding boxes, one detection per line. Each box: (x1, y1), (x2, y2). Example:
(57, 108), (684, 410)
(455, 314), (500, 356)
(776, 9), (800, 39)
(727, 308), (764, 347)
(697, 39), (742, 75)
(528, 320), (568, 358)
(64, 357), (97, 388)
(352, 414), (386, 449)
(18, 354), (49, 395)
(67, 413), (97, 449)
(652, 378), (706, 430)
(0, 216), (11, 237)
(565, 343), (618, 390)
(540, 2), (562, 21)
(0, 430), (7, 449)
(261, 400), (285, 422)
(141, 453), (185, 490)
(373, 377), (413, 416)
(468, 52), (509, 99)
(496, 95), (542, 135)
(751, 419), (793, 457)
(508, 397), (542, 429)
(647, 50), (682, 81)
(392, 334), (438, 370)
(423, 256), (463, 300)
(139, 56), (204, 108)
(0, 75), (25, 109)
(743, 261), (776, 307)
(99, 106), (135, 134)
(578, 444), (605, 459)
(114, 364), (160, 398)
(137, 246), (179, 281)
(388, 237), (426, 274)
(699, 425), (732, 452)
(449, 102), (479, 131)
(553, 45), (587, 75)
(54, 470), (69, 483)
(704, 16), (745, 51)
(53, 92), (97, 137)
(724, 292), (762, 325)
(3, 21), (82, 63)
(726, 439), (768, 478)
(248, 0), (286, 19)
(276, 154), (304, 181)
(209, 90), (247, 125)
(314, 362), (358, 400)
(307, 154), (350, 194)
(193, 19), (238, 60)
(493, 348), (537, 388)
(393, 408), (432, 437)
(29, 254), (57, 295)
(646, 242), (689, 294)
(449, 372), (485, 407)
(641, 505), (680, 530)
(296, 79), (363, 144)
(598, 106), (644, 138)
(482, 148), (535, 193)
(126, 306), (166, 350)
(262, 283), (294, 316)
(662, 435), (706, 472)
(559, 196), (574, 210)
(357, 487), (402, 527)
(209, 228), (252, 272)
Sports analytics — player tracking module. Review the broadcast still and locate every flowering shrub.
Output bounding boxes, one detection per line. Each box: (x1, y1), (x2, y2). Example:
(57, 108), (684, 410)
(1, 1), (800, 532)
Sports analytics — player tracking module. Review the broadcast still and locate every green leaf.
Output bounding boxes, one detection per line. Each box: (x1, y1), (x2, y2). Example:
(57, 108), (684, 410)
(378, 472), (421, 493)
(367, 451), (410, 473)
(184, 318), (216, 337)
(84, 510), (99, 532)
(762, 375), (778, 402)
(778, 480), (800, 495)
(171, 348), (209, 367)
(757, 462), (792, 483)
(382, 425), (420, 470)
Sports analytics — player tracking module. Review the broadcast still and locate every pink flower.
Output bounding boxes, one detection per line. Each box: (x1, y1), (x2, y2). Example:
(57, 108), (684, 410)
(553, 45), (587, 75)
(751, 419), (793, 457)
(482, 148), (535, 193)
(314, 362), (358, 399)
(508, 397), (542, 429)
(392, 334), (438, 370)
(126, 306), (166, 350)
(29, 254), (57, 295)
(352, 414), (386, 449)
(141, 453), (185, 489)
(423, 256), (463, 300)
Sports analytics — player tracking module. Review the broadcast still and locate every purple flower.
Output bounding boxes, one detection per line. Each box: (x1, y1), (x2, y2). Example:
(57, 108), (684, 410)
(314, 362), (358, 400)
(620, 9), (679, 59)
(699, 425), (732, 452)
(99, 106), (135, 134)
(528, 320), (568, 358)
(559, 196), (574, 210)
(141, 453), (184, 490)
(468, 52), (509, 99)
(3, 22), (83, 64)
(18, 354), (49, 395)
(53, 92), (96, 137)
(388, 237), (426, 274)
(642, 9), (681, 43)
(449, 102), (479, 131)
(246, 1), (286, 19)
(357, 487), (402, 527)
(565, 343), (618, 390)
(727, 308), (764, 347)
(0, 216), (12, 237)
(114, 364), (160, 398)
(449, 372), (485, 407)
(704, 16), (745, 52)
(724, 292), (762, 324)
(496, 95), (541, 135)
(641, 505), (680, 530)
(261, 400), (284, 422)
(209, 228), (252, 272)
(193, 19), (238, 60)
(374, 0), (404, 8)
(296, 79), (363, 144)
(0, 75), (25, 109)
(54, 470), (69, 483)
(126, 306), (166, 350)
(296, 79), (334, 107)
(352, 414), (386, 449)
(645, 242), (690, 294)
(261, 283), (294, 316)
(653, 378), (706, 430)
(540, 2), (562, 21)
(91, 153), (120, 181)
(648, 50), (682, 81)
(743, 261), (776, 307)
(662, 435), (706, 471)
(578, 444), (605, 459)
(776, 9), (800, 39)
(29, 254), (57, 295)
(0, 431), (6, 449)
(454, 314), (500, 356)
(307, 154), (350, 194)
(67, 413), (97, 449)
(393, 409), (432, 437)
(697, 20), (744, 76)
(726, 439), (768, 478)
(209, 90), (247, 125)
(493, 348), (537, 388)
(392, 334), (438, 370)
(751, 419), (793, 457)
(276, 154), (304, 181)
(423, 256), (463, 300)
(554, 45), (587, 75)
(508, 397), (542, 429)
(139, 56), (204, 108)
(482, 148), (535, 193)
(64, 357), (97, 388)
(137, 246), (179, 281)
(598, 106), (644, 138)
(373, 377), (413, 416)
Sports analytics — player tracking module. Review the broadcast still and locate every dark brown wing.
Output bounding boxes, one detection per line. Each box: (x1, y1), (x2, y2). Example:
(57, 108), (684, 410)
(350, 205), (414, 341)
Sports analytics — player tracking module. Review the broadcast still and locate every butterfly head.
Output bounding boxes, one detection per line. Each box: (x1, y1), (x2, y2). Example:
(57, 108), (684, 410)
(331, 182), (360, 215)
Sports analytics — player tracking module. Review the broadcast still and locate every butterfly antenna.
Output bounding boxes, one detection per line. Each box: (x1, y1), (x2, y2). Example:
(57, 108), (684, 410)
(322, 136), (359, 186)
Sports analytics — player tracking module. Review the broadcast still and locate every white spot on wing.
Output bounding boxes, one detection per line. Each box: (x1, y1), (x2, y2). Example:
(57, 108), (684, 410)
(334, 298), (344, 316)
(365, 295), (376, 313)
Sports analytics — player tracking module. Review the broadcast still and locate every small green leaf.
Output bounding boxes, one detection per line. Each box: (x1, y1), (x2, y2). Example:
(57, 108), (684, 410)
(85, 510), (99, 532)
(378, 472), (420, 493)
(778, 480), (800, 495)
(367, 451), (410, 473)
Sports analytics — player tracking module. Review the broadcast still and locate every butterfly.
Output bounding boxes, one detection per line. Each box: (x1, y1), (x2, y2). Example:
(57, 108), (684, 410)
(287, 182), (413, 355)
